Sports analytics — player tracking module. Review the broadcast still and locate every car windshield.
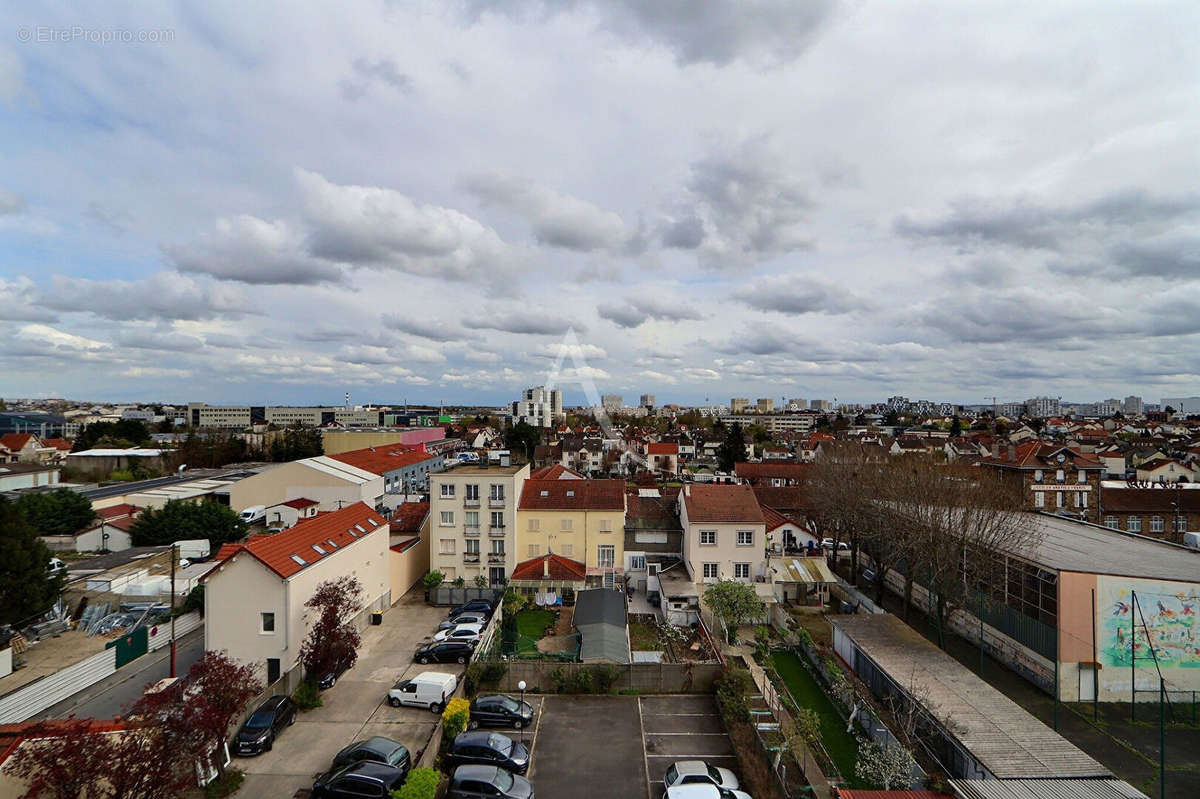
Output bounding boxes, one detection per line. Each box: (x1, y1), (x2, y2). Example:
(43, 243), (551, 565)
(487, 734), (512, 754)
(665, 765), (679, 784)
(707, 765), (722, 782)
(244, 711), (272, 729)
(496, 696), (521, 711)
(494, 769), (514, 791)
(387, 745), (408, 766)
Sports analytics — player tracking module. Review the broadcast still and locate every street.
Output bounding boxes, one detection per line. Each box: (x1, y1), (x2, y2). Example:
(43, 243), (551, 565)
(37, 629), (205, 720)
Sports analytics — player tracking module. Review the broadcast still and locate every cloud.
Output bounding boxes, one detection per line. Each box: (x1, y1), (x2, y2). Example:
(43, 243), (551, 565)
(0, 187), (24, 216)
(1108, 234), (1200, 280)
(659, 214), (705, 249)
(86, 201), (130, 234)
(40, 272), (252, 322)
(0, 278), (57, 321)
(0, 46), (25, 104)
(296, 168), (512, 280)
(733, 275), (868, 315)
(167, 215), (344, 285)
(341, 57), (412, 101)
(597, 296), (704, 328)
(15, 324), (110, 355)
(113, 328), (206, 352)
(382, 314), (468, 342)
(529, 341), (607, 360)
(463, 310), (580, 335)
(464, 172), (630, 252)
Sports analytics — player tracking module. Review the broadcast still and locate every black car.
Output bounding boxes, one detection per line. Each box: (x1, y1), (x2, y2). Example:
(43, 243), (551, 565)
(311, 762), (407, 798)
(233, 695), (296, 755)
(448, 764), (534, 799)
(330, 736), (411, 776)
(448, 599), (495, 620)
(444, 731), (530, 775)
(316, 652), (356, 690)
(468, 694), (535, 730)
(415, 640), (475, 664)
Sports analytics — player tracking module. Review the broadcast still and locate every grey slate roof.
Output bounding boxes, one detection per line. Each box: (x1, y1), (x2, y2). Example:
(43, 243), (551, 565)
(574, 588), (630, 664)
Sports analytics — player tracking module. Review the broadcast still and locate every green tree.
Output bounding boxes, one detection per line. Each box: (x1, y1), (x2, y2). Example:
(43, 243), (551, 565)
(702, 580), (764, 642)
(268, 424), (323, 462)
(129, 500), (247, 547)
(949, 415), (962, 437)
(72, 420), (151, 452)
(746, 424), (771, 445)
(0, 499), (62, 625)
(716, 422), (747, 473)
(13, 488), (96, 535)
(504, 421), (541, 462)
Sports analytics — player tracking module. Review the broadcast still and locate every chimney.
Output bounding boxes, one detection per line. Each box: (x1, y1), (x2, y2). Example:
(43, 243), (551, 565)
(543, 556), (550, 578)
(1007, 443), (1015, 461)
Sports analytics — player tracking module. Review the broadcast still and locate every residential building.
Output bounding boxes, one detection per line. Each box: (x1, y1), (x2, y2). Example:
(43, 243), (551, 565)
(226, 456), (383, 513)
(734, 461), (810, 486)
(639, 394), (655, 409)
(787, 398), (808, 410)
(507, 552), (588, 604)
(1100, 483), (1198, 540)
(429, 462), (530, 586)
(729, 398), (750, 414)
(756, 398), (774, 413)
(601, 394), (623, 413)
(978, 443), (1105, 523)
(203, 502), (391, 684)
(646, 442), (679, 475)
(511, 386), (563, 428)
(1161, 396), (1200, 415)
(1123, 395), (1144, 416)
(678, 484), (769, 587)
(810, 400), (832, 412)
(1134, 457), (1194, 484)
(264, 497), (320, 530)
(1024, 396), (1062, 418)
(516, 478), (626, 587)
(0, 433), (43, 463)
(624, 488), (683, 592)
(328, 443), (444, 507)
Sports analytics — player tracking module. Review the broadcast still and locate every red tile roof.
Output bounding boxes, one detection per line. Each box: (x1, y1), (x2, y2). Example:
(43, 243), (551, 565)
(980, 442), (1103, 470)
(682, 484), (765, 524)
(1101, 486), (1200, 512)
(0, 719), (132, 767)
(279, 497), (319, 509)
(510, 553), (587, 582)
(529, 464), (585, 480)
(390, 501), (429, 534)
(647, 442), (678, 455)
(761, 505), (803, 531)
(328, 445), (435, 476)
(734, 461), (812, 482)
(41, 437), (73, 451)
(97, 503), (140, 521)
(209, 502), (385, 580)
(518, 479), (626, 511)
(0, 433), (33, 451)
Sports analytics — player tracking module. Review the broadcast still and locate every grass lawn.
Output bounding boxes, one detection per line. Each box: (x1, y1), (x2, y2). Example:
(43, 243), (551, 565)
(514, 609), (556, 654)
(629, 621), (663, 651)
(771, 650), (867, 788)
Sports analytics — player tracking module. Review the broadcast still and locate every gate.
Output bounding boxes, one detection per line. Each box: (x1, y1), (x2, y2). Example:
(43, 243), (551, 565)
(105, 626), (149, 667)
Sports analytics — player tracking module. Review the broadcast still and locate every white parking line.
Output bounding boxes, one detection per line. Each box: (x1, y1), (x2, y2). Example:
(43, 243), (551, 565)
(638, 697), (653, 799)
(645, 732), (729, 736)
(524, 698), (544, 778)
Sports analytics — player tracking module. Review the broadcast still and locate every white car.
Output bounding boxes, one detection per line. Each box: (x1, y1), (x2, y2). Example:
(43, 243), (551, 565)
(437, 613), (488, 631)
(665, 761), (740, 792)
(663, 784), (751, 799)
(433, 623), (483, 644)
(820, 538), (850, 551)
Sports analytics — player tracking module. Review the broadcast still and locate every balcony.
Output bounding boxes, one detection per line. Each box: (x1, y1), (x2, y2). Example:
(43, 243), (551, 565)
(464, 498), (480, 508)
(463, 553), (480, 564)
(488, 526), (506, 538)
(488, 498), (505, 508)
(488, 552), (506, 564)
(463, 526), (481, 537)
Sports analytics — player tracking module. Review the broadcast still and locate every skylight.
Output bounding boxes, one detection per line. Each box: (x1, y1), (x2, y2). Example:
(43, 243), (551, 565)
(354, 524), (366, 533)
(347, 528), (359, 538)
(290, 554), (307, 566)
(540, 490), (548, 497)
(326, 539), (339, 549)
(566, 490), (575, 497)
(312, 544), (326, 555)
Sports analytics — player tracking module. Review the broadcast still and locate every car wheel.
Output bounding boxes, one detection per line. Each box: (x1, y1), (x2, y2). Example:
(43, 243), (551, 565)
(457, 655), (467, 664)
(327, 677), (336, 689)
(265, 736), (273, 752)
(390, 697), (402, 708)
(418, 656), (430, 664)
(288, 714), (296, 726)
(430, 702), (443, 713)
(467, 720), (479, 730)
(513, 719), (524, 729)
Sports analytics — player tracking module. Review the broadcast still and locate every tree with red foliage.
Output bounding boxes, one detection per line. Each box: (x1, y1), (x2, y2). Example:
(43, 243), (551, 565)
(299, 576), (364, 685)
(7, 719), (125, 799)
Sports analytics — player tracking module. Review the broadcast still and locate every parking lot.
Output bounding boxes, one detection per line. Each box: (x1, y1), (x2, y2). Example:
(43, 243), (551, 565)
(237, 592), (466, 798)
(525, 694), (737, 799)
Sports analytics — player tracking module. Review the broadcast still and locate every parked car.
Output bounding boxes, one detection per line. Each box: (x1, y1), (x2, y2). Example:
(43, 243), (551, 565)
(443, 731), (530, 775)
(438, 612), (488, 631)
(665, 761), (739, 791)
(233, 695), (296, 755)
(388, 671), (458, 712)
(468, 694), (535, 730)
(819, 538), (850, 551)
(435, 622), (484, 644)
(315, 652), (356, 690)
(447, 764), (534, 799)
(311, 762), (408, 798)
(414, 640), (475, 665)
(663, 786), (751, 799)
(330, 736), (411, 776)
(448, 599), (495, 620)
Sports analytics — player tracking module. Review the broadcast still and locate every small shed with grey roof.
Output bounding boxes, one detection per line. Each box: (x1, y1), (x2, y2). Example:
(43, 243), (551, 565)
(573, 588), (630, 664)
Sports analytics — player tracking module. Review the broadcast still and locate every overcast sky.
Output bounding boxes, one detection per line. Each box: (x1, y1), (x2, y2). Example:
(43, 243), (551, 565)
(2, 1), (1198, 408)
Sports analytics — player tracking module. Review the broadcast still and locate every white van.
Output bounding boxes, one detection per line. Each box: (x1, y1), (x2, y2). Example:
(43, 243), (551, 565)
(1184, 531), (1200, 551)
(387, 671), (457, 713)
(237, 505), (266, 525)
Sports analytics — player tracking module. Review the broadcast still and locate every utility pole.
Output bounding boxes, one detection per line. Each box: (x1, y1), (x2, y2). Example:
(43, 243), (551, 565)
(169, 543), (178, 678)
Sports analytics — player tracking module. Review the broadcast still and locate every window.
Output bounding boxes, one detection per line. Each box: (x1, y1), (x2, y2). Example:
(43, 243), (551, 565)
(1056, 469), (1065, 483)
(441, 484), (455, 498)
(488, 567), (505, 586)
(734, 563), (750, 579)
(466, 539), (480, 554)
(1073, 492), (1083, 508)
(439, 539), (456, 555)
(1175, 516), (1188, 533)
(630, 554), (646, 570)
(1056, 491), (1065, 508)
(290, 554), (307, 566)
(440, 511), (455, 526)
(491, 540), (505, 555)
(260, 612), (275, 633)
(1077, 470), (1086, 484)
(600, 519), (612, 532)
(465, 511), (479, 527)
(736, 530), (753, 546)
(1104, 516), (1118, 529)
(1034, 469), (1043, 482)
(1150, 516), (1164, 532)
(1080, 491), (1088, 508)
(700, 530), (717, 545)
(597, 545), (614, 569)
(1128, 516), (1142, 533)
(1034, 492), (1045, 508)
(702, 563), (718, 580)
(490, 485), (505, 500)
(528, 544), (540, 557)
(490, 511), (504, 528)
(527, 518), (540, 532)
(312, 544), (326, 555)
(560, 518), (573, 531)
(465, 484), (479, 500)
(561, 543), (573, 557)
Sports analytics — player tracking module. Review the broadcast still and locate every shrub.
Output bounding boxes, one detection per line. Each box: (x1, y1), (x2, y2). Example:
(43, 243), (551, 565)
(593, 665), (622, 694)
(442, 697), (471, 741)
(452, 576), (465, 587)
(795, 627), (814, 648)
(715, 668), (755, 725)
(391, 767), (440, 799)
(177, 584), (205, 617)
(569, 668), (594, 694)
(473, 574), (488, 588)
(464, 662), (509, 695)
(855, 741), (915, 790)
(549, 667), (569, 694)
(204, 768), (244, 798)
(422, 571), (444, 589)
(293, 680), (323, 711)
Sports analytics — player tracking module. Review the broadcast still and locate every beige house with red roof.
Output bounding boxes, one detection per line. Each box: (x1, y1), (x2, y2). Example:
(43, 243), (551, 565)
(1135, 457), (1194, 484)
(203, 502), (391, 684)
(678, 484), (770, 587)
(516, 479), (626, 587)
(0, 433), (42, 464)
(264, 497), (319, 531)
(645, 442), (679, 475)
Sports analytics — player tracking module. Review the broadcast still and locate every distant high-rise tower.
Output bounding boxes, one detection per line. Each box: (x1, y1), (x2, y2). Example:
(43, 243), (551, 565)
(640, 394), (655, 410)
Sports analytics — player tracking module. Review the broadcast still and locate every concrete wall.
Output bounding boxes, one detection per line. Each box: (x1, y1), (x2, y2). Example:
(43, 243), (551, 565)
(321, 428), (446, 455)
(489, 661), (724, 694)
(226, 461), (383, 513)
(389, 534), (430, 601)
(0, 468), (60, 491)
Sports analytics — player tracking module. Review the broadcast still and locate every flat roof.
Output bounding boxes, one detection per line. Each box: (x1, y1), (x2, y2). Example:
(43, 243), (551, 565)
(437, 463), (526, 475)
(831, 614), (1111, 780)
(1015, 513), (1200, 581)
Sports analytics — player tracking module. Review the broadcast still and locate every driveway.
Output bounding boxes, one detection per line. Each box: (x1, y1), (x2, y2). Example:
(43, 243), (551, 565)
(641, 694), (736, 799)
(527, 695), (647, 799)
(238, 591), (465, 797)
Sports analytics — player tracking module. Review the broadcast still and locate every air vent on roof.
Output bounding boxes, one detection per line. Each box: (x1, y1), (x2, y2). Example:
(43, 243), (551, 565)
(290, 554), (307, 566)
(312, 544), (326, 555)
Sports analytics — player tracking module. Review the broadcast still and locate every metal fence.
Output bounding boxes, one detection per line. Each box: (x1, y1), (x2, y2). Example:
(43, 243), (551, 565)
(431, 587), (502, 607)
(975, 590), (1057, 661)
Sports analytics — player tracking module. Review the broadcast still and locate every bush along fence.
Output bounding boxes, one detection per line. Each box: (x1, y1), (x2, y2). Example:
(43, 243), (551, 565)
(485, 660), (724, 694)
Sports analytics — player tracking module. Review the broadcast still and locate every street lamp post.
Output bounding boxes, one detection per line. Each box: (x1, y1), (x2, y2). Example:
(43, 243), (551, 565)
(518, 680), (527, 745)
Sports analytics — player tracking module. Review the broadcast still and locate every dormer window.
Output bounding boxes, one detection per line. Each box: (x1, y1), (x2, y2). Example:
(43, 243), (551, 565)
(290, 554), (307, 566)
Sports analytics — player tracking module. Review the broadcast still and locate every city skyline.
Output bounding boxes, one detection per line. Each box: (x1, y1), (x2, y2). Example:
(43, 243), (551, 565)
(2, 3), (1199, 404)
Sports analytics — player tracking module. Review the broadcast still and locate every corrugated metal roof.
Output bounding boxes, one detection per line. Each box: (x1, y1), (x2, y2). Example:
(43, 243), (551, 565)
(773, 556), (837, 583)
(949, 779), (1148, 799)
(1018, 513), (1200, 581)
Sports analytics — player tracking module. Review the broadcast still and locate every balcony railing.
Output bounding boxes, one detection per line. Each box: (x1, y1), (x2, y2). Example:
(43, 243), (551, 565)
(488, 498), (505, 508)
(463, 526), (480, 537)
(463, 553), (480, 563)
(488, 526), (506, 537)
(488, 552), (506, 563)
(464, 498), (480, 508)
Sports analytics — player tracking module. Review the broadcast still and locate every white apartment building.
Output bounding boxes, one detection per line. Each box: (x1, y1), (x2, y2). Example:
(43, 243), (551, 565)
(730, 398), (750, 414)
(810, 400), (833, 412)
(1124, 396), (1144, 416)
(679, 484), (770, 586)
(601, 394), (623, 412)
(511, 386), (563, 428)
(1025, 396), (1062, 418)
(429, 462), (530, 586)
(640, 394), (656, 409)
(186, 402), (383, 428)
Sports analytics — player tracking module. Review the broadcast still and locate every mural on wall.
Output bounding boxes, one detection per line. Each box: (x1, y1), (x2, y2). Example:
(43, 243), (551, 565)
(1099, 576), (1199, 670)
